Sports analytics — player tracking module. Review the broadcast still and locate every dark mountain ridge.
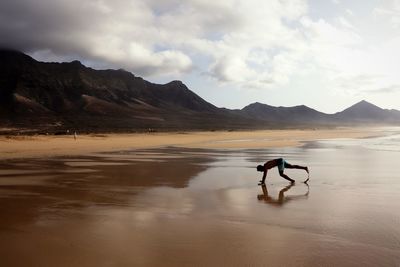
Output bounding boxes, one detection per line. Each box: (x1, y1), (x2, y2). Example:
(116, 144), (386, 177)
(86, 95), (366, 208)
(242, 102), (330, 124)
(1, 49), (399, 133)
(332, 100), (400, 123)
(0, 49), (257, 132)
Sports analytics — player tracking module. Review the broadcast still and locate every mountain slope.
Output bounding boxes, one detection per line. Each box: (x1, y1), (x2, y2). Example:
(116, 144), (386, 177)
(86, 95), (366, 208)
(241, 102), (330, 124)
(1, 49), (247, 131)
(0, 50), (217, 114)
(1, 49), (400, 133)
(333, 100), (400, 123)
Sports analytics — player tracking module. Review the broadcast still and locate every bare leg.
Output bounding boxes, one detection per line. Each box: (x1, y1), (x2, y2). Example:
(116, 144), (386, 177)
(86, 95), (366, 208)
(279, 171), (295, 183)
(285, 163), (309, 183)
(285, 164), (308, 172)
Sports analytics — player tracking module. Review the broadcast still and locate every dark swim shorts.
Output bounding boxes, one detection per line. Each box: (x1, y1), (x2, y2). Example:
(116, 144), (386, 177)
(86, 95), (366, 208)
(277, 158), (286, 172)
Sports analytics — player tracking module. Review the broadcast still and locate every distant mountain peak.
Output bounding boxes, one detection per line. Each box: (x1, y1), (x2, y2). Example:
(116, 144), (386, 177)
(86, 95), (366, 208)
(70, 59), (82, 64)
(165, 80), (184, 87)
(243, 102), (272, 109)
(345, 100), (382, 111)
(171, 80), (183, 84)
(354, 100), (373, 106)
(333, 99), (391, 122)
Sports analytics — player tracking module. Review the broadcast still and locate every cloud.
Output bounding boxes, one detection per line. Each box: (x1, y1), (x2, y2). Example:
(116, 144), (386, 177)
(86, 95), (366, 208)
(0, 0), (309, 83)
(0, 0), (193, 76)
(373, 0), (400, 29)
(345, 9), (354, 16)
(1, 0), (400, 105)
(0, 0), (354, 89)
(366, 85), (400, 94)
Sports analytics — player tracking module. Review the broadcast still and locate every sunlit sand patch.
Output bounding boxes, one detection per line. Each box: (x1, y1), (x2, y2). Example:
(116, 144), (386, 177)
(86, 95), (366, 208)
(89, 152), (184, 158)
(104, 155), (183, 160)
(0, 128), (387, 160)
(212, 138), (258, 143)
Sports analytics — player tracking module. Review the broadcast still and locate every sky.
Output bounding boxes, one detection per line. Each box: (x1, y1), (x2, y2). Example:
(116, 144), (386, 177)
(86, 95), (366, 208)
(1, 0), (400, 113)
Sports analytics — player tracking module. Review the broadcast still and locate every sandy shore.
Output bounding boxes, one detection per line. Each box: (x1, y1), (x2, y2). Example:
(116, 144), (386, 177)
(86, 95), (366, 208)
(0, 127), (384, 159)
(1, 128), (400, 266)
(1, 133), (400, 266)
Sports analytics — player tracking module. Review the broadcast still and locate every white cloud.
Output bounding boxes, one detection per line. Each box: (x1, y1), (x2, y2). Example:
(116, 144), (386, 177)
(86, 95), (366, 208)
(210, 55), (257, 83)
(373, 0), (400, 28)
(0, 0), (310, 85)
(337, 16), (356, 30)
(2, 0), (400, 111)
(366, 84), (400, 94)
(345, 9), (354, 16)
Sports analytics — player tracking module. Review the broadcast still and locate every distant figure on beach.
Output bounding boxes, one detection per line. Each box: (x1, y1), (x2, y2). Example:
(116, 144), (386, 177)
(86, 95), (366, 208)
(257, 184), (309, 206)
(256, 158), (309, 185)
(74, 131), (77, 140)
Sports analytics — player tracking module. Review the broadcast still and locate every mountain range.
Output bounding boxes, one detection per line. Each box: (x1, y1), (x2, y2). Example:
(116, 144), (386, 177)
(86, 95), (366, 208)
(1, 49), (399, 133)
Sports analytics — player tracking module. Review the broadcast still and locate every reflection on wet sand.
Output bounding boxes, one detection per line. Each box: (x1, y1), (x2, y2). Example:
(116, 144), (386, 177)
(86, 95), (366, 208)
(1, 144), (400, 266)
(0, 150), (212, 227)
(257, 184), (309, 206)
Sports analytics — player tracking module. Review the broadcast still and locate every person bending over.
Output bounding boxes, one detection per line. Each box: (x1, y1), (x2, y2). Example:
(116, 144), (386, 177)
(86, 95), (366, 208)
(256, 158), (309, 185)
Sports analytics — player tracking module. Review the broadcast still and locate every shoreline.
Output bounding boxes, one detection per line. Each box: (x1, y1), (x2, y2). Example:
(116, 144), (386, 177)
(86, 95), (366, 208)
(0, 127), (392, 160)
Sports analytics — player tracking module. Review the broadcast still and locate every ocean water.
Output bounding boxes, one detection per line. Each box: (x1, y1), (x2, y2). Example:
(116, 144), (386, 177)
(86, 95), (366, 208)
(1, 131), (400, 266)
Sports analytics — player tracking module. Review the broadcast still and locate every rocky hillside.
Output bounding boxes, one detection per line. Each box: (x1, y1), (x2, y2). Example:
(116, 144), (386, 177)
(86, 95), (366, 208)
(1, 49), (400, 133)
(0, 50), (257, 132)
(241, 102), (330, 124)
(332, 100), (400, 123)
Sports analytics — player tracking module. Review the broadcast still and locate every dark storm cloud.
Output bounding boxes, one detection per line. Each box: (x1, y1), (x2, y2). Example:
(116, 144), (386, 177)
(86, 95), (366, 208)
(0, 0), (192, 76)
(0, 0), (94, 54)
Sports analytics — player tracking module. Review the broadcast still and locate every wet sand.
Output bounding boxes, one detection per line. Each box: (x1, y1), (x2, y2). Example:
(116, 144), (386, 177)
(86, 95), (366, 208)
(1, 129), (400, 266)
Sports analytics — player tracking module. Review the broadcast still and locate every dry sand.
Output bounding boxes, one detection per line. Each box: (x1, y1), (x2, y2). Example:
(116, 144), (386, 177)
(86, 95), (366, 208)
(0, 127), (383, 159)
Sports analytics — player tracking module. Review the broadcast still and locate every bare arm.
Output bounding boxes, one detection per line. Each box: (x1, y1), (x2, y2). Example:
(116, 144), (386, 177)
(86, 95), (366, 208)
(259, 168), (268, 184)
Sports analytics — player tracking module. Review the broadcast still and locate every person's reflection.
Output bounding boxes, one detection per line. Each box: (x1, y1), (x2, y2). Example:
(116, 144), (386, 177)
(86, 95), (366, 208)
(257, 184), (309, 206)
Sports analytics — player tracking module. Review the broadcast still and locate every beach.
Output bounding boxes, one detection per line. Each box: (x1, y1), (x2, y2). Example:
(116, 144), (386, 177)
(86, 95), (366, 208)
(1, 127), (400, 266)
(0, 127), (383, 159)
